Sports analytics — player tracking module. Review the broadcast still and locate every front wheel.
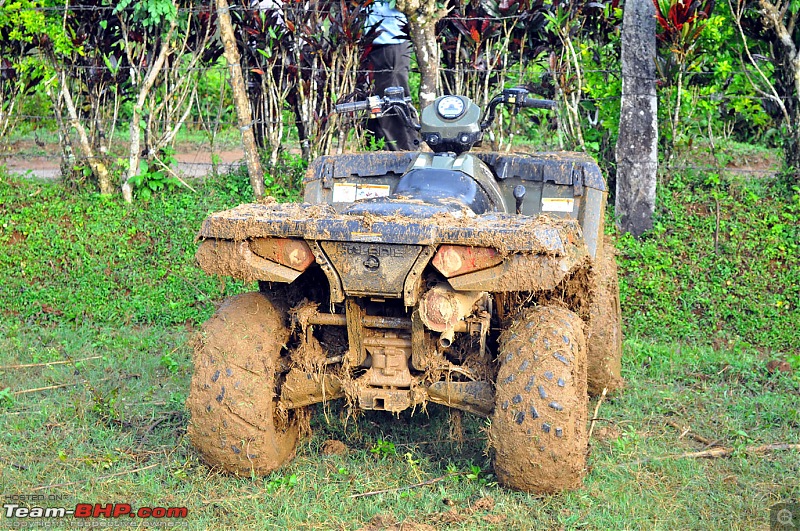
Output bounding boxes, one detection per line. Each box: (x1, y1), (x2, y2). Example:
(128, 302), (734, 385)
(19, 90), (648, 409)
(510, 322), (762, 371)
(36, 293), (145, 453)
(186, 292), (298, 475)
(490, 305), (588, 493)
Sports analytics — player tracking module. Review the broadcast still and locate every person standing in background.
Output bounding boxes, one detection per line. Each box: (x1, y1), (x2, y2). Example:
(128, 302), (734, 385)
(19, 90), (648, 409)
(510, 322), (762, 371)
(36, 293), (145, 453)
(364, 0), (420, 151)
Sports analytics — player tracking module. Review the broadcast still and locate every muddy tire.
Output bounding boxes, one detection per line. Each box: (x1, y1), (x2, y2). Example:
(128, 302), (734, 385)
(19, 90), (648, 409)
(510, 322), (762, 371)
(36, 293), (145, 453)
(186, 292), (298, 475)
(587, 236), (624, 396)
(490, 305), (588, 493)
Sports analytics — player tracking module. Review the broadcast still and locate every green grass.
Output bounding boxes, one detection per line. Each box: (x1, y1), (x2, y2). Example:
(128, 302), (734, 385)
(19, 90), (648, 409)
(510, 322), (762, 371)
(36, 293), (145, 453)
(0, 170), (257, 326)
(1, 323), (796, 529)
(0, 166), (798, 529)
(617, 168), (800, 354)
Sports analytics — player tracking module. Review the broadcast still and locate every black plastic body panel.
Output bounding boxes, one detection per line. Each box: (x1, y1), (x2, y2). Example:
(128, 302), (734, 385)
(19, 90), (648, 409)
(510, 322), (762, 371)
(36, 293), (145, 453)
(344, 168), (494, 218)
(304, 151), (605, 192)
(474, 152), (606, 191)
(302, 150), (608, 258)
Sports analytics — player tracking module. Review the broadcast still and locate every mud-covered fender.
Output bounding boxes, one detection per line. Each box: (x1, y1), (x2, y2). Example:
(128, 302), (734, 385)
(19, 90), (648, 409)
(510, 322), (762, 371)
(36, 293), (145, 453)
(446, 238), (589, 293)
(195, 239), (302, 283)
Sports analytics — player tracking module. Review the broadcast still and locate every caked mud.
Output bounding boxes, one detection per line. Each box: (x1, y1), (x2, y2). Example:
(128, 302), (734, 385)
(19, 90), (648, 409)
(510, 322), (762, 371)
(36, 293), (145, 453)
(490, 305), (588, 493)
(186, 292), (299, 475)
(586, 236), (624, 395)
(198, 202), (582, 257)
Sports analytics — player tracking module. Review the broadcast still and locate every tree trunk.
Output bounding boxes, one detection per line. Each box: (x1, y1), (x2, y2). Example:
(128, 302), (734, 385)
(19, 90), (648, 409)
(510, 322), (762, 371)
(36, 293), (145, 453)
(216, 0), (265, 197)
(122, 24), (175, 203)
(396, 0), (446, 109)
(757, 0), (800, 177)
(615, 0), (658, 237)
(60, 75), (113, 195)
(782, 73), (800, 177)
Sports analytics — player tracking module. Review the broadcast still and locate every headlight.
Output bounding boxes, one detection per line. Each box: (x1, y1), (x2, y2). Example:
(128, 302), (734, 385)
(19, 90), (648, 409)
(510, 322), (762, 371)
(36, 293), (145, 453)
(436, 96), (466, 120)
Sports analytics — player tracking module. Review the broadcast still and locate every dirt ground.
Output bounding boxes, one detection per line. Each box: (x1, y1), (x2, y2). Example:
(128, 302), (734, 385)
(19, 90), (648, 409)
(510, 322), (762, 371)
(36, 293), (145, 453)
(1, 140), (245, 179)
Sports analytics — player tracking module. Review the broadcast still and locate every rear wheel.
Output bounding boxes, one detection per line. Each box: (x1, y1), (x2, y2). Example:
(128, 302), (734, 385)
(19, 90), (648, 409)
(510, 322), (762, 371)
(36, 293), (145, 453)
(587, 236), (624, 395)
(490, 305), (588, 493)
(186, 292), (298, 475)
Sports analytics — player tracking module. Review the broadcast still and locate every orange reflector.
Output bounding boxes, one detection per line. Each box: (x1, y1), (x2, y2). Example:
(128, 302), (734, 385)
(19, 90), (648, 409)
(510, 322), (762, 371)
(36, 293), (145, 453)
(431, 245), (502, 278)
(249, 238), (315, 271)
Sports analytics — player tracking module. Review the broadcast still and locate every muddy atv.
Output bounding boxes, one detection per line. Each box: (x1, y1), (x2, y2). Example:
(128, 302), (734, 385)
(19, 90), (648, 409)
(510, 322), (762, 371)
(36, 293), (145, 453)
(186, 87), (623, 493)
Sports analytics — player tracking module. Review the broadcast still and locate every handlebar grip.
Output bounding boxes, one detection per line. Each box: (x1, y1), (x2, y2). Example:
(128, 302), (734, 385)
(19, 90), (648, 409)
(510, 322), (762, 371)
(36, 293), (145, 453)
(335, 100), (369, 113)
(522, 97), (556, 110)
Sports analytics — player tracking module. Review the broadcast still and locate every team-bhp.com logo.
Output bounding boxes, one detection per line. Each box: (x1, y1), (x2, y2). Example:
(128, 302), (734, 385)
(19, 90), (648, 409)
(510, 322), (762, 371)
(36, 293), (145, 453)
(4, 503), (188, 521)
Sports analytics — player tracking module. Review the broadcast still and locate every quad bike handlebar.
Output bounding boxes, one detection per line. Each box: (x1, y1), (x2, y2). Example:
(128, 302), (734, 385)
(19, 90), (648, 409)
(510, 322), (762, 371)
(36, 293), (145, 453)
(335, 88), (421, 131)
(336, 87), (554, 153)
(336, 87), (554, 132)
(479, 88), (555, 130)
(334, 100), (370, 113)
(522, 97), (558, 109)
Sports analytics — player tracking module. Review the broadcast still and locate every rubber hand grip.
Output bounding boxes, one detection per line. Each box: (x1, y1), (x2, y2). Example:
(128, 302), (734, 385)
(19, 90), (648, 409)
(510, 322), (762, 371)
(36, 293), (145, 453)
(335, 101), (369, 113)
(522, 98), (556, 109)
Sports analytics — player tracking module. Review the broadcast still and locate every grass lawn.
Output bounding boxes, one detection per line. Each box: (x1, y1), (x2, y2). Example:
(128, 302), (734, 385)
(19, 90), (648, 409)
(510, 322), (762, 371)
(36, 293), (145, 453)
(0, 161), (797, 529)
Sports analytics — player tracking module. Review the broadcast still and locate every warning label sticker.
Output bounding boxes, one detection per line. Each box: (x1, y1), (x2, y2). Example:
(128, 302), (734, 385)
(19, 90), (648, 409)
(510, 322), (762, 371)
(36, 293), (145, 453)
(333, 183), (391, 202)
(541, 197), (574, 213)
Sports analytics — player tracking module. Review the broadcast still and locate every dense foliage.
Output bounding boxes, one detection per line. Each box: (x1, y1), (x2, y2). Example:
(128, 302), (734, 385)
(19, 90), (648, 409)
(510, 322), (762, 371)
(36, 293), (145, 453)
(1, 0), (798, 195)
(618, 152), (800, 353)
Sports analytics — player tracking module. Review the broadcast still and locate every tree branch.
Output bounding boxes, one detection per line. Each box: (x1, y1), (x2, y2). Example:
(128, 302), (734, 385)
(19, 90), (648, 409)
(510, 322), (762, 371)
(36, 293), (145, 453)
(728, 0), (792, 126)
(622, 443), (800, 467)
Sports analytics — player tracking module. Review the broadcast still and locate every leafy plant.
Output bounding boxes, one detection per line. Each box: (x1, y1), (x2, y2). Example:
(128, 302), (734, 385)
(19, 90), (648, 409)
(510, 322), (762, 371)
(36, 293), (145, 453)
(365, 132), (386, 152)
(652, 0), (716, 154)
(127, 154), (181, 200)
(262, 151), (307, 202)
(465, 464), (486, 482)
(0, 387), (14, 409)
(160, 352), (180, 374)
(369, 439), (397, 459)
(444, 462), (491, 484)
(265, 473), (298, 492)
(113, 0), (178, 30)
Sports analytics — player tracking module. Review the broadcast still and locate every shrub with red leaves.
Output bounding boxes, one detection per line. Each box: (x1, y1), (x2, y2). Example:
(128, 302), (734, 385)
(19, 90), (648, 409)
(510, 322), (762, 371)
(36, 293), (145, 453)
(652, 0), (715, 48)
